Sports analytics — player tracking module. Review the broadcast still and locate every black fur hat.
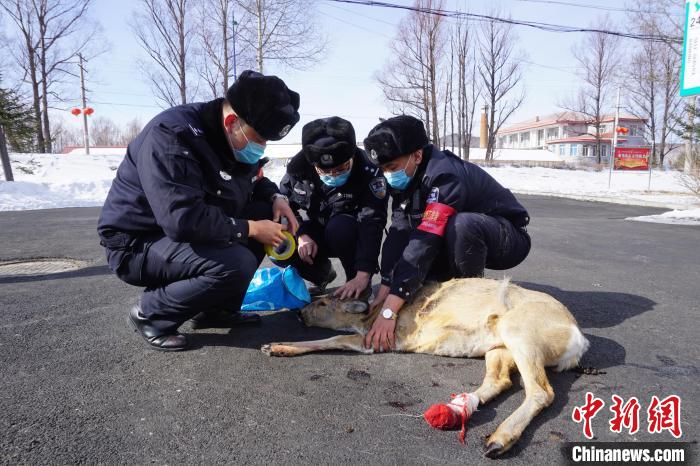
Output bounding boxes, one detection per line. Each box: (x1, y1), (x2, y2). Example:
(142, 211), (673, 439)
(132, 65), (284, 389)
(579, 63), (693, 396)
(225, 70), (300, 141)
(302, 116), (356, 168)
(363, 115), (428, 164)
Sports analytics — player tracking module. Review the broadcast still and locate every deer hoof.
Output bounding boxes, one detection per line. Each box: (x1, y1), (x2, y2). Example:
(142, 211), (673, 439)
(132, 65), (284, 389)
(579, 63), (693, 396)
(484, 441), (504, 459)
(261, 344), (272, 356)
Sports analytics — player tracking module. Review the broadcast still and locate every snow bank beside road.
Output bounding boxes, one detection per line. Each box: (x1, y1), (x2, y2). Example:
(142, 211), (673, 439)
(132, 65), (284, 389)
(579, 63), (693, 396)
(1, 152), (698, 223)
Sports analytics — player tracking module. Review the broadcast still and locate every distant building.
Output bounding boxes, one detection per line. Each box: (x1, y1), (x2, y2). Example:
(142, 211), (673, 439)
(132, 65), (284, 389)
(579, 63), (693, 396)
(496, 112), (648, 158)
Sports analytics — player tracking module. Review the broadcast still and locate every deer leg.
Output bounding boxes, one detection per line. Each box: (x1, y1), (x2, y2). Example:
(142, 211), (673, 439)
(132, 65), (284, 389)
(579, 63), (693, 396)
(483, 344), (554, 458)
(261, 334), (371, 357)
(473, 347), (516, 405)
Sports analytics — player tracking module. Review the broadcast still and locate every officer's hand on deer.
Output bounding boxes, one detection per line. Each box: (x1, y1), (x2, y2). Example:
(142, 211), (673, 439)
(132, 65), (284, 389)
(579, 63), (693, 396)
(334, 271), (370, 300)
(297, 234), (317, 265)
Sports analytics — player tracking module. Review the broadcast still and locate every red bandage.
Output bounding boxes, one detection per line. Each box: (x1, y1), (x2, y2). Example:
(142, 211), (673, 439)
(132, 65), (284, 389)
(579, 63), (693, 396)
(424, 393), (479, 444)
(417, 203), (456, 237)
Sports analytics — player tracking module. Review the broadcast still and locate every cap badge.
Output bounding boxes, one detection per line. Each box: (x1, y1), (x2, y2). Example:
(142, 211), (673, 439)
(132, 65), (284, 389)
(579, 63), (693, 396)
(279, 124), (292, 138)
(321, 153), (334, 166)
(370, 149), (378, 161)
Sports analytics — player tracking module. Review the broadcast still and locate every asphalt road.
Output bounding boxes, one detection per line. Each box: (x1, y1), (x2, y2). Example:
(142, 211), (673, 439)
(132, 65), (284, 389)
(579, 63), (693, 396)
(1, 196), (698, 465)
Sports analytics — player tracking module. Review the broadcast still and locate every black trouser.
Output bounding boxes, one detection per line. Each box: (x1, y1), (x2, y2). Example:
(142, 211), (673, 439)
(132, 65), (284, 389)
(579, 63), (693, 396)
(103, 202), (271, 333)
(273, 214), (359, 284)
(428, 212), (531, 281)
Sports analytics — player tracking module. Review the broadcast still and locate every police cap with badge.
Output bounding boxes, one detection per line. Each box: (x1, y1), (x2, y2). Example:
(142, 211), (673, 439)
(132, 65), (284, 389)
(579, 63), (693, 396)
(226, 69), (300, 141)
(302, 116), (356, 168)
(363, 115), (429, 165)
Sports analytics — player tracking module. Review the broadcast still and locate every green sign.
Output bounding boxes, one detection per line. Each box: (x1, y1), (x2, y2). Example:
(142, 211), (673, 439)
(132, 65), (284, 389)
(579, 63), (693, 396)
(681, 1), (700, 96)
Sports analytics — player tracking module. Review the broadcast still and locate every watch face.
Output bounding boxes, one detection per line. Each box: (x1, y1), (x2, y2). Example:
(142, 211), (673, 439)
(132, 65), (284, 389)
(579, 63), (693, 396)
(382, 308), (393, 319)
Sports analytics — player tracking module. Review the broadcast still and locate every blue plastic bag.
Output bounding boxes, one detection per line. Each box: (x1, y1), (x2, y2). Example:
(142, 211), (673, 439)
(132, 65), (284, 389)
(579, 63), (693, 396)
(241, 266), (311, 311)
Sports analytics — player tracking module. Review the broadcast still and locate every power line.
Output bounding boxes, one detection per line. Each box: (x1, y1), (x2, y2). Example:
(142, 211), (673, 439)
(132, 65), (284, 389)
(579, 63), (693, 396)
(324, 0), (682, 44)
(514, 0), (667, 15)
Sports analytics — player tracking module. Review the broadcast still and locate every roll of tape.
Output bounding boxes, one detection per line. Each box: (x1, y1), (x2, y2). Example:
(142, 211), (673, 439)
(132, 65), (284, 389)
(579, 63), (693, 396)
(265, 231), (296, 261)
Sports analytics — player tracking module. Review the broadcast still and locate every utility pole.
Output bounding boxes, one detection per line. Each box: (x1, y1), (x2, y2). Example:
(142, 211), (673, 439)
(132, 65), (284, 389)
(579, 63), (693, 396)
(232, 9), (238, 79)
(78, 53), (90, 155)
(0, 124), (14, 182)
(608, 87), (621, 189)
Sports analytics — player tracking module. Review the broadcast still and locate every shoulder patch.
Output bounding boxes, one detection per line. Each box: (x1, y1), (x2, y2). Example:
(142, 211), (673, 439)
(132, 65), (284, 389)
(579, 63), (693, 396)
(427, 187), (439, 204)
(369, 176), (387, 199)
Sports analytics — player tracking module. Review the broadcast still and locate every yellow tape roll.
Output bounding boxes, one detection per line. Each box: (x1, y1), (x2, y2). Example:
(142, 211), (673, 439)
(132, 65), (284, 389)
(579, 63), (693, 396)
(264, 230), (296, 261)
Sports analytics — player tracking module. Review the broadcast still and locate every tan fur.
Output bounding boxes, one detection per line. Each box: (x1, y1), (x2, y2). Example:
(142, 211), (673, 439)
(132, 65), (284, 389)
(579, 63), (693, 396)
(261, 277), (589, 457)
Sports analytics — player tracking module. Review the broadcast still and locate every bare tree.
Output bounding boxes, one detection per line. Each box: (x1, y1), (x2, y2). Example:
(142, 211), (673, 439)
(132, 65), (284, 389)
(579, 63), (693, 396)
(51, 117), (82, 153)
(477, 12), (525, 161)
(1, 0), (101, 153)
(453, 18), (480, 159)
(376, 0), (445, 145)
(624, 21), (681, 166)
(131, 0), (197, 107)
(120, 118), (143, 145)
(560, 16), (620, 164)
(236, 0), (326, 73)
(625, 0), (682, 166)
(90, 116), (120, 146)
(195, 0), (255, 99)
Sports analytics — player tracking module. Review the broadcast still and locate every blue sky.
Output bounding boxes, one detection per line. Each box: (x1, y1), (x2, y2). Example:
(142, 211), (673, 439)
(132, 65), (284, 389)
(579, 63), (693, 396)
(54, 0), (634, 143)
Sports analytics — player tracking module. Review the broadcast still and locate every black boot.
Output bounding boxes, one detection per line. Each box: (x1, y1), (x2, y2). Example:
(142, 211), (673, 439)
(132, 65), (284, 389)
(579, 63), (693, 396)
(190, 309), (262, 329)
(128, 305), (189, 351)
(308, 267), (338, 297)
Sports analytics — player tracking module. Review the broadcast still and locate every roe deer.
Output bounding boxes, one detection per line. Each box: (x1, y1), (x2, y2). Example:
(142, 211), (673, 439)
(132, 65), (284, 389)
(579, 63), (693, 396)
(261, 277), (589, 457)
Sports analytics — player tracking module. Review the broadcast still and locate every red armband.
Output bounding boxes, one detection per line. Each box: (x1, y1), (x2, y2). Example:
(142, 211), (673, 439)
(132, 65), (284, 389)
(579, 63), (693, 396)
(417, 202), (456, 236)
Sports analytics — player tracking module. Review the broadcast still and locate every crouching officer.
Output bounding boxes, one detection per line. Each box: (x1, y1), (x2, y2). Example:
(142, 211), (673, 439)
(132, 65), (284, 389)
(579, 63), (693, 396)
(362, 115), (531, 352)
(275, 117), (388, 299)
(97, 70), (300, 351)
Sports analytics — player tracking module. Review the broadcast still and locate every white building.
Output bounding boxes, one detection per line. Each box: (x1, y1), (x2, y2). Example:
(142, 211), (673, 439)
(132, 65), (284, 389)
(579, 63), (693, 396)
(496, 112), (648, 158)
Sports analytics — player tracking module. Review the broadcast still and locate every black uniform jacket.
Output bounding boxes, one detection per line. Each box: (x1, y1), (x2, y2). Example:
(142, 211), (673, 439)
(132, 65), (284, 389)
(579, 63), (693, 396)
(381, 145), (530, 300)
(97, 98), (279, 246)
(279, 148), (388, 274)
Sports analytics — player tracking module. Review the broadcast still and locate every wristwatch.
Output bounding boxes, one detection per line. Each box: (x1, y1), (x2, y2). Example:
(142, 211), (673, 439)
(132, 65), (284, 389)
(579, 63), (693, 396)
(381, 308), (397, 320)
(270, 193), (289, 203)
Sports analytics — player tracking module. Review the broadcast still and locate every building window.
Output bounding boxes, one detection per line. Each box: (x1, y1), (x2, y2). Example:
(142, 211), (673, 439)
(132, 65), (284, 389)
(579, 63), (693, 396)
(520, 132), (530, 144)
(546, 127), (559, 140)
(559, 144), (565, 155)
(570, 144), (578, 156)
(509, 134), (517, 144)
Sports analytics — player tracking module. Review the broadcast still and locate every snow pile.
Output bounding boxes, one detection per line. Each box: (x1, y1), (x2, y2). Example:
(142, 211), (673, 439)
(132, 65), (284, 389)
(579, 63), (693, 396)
(1, 152), (699, 223)
(484, 165), (699, 209)
(626, 208), (700, 226)
(0, 153), (123, 211)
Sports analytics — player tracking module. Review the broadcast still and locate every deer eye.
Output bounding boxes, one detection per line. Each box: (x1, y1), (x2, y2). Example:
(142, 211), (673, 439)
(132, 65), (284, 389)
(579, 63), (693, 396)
(318, 301), (327, 307)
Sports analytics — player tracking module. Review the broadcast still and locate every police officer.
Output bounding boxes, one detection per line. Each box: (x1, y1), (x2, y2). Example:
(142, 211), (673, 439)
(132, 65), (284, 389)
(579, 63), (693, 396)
(362, 115), (531, 352)
(276, 117), (388, 299)
(97, 70), (300, 351)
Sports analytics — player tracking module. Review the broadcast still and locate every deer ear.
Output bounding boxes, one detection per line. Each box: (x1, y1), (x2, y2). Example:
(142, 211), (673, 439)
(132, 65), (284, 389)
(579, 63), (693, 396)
(341, 300), (369, 314)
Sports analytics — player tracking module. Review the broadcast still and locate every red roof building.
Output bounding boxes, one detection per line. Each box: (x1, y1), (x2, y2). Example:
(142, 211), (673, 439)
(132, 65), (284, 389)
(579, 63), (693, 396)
(497, 111), (648, 158)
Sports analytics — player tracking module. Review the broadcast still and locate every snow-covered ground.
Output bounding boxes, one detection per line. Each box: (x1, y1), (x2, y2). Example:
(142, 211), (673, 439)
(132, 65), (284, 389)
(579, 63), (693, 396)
(626, 208), (700, 226)
(1, 150), (699, 225)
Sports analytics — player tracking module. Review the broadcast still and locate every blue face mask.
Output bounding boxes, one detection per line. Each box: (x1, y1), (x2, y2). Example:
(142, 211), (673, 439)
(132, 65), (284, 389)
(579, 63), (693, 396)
(319, 169), (351, 187)
(230, 120), (266, 164)
(234, 141), (265, 164)
(384, 154), (414, 190)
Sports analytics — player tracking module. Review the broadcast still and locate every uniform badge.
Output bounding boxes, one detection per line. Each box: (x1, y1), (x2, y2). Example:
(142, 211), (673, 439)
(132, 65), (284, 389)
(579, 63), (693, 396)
(427, 187), (439, 204)
(188, 124), (203, 136)
(279, 124), (292, 138)
(219, 170), (232, 181)
(320, 153), (334, 166)
(370, 149), (379, 162)
(369, 176), (387, 199)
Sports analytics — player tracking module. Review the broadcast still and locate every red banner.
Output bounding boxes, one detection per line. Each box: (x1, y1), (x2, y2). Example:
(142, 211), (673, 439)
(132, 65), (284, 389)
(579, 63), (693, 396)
(614, 147), (650, 171)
